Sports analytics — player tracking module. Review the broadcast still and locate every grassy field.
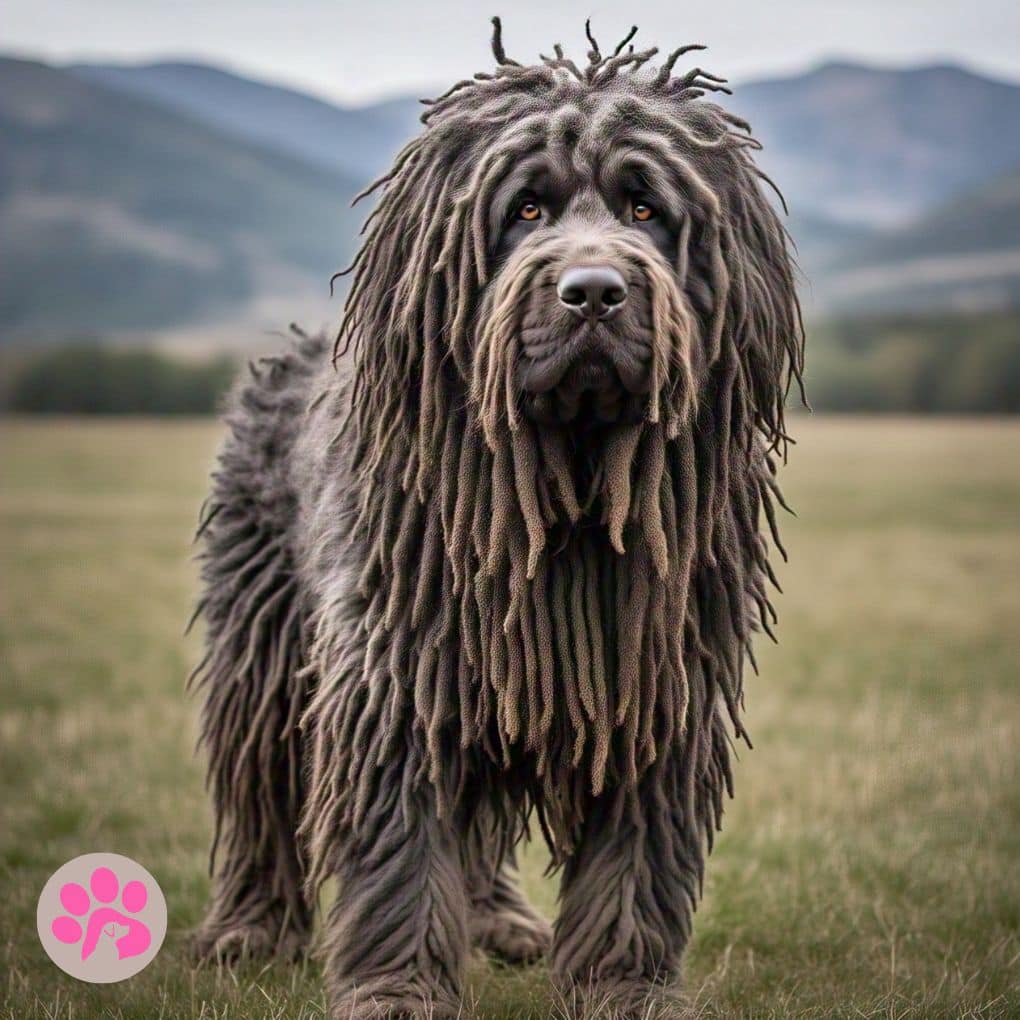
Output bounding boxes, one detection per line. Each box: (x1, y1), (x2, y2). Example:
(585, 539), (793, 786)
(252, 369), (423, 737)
(1, 416), (1018, 1019)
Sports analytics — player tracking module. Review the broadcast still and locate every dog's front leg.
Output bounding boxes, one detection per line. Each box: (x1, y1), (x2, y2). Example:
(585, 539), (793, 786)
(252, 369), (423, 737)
(314, 749), (470, 1019)
(551, 787), (701, 1018)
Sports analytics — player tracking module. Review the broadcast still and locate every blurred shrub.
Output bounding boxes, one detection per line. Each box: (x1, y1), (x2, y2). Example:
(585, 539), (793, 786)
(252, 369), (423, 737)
(4, 343), (237, 415)
(804, 312), (1020, 413)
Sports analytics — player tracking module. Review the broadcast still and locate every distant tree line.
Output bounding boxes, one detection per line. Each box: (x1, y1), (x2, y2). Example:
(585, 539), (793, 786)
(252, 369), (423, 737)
(2, 313), (1018, 415)
(2, 344), (237, 415)
(805, 312), (1020, 414)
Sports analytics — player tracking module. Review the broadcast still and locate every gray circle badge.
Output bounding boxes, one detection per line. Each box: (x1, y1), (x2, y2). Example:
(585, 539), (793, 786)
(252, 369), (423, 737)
(36, 852), (167, 982)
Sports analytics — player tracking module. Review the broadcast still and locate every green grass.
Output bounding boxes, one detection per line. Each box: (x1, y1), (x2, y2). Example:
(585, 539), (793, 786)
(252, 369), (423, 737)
(1, 416), (1019, 1019)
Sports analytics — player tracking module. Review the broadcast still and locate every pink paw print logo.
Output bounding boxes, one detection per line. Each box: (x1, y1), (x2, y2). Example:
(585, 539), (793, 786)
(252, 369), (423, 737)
(54, 866), (152, 961)
(37, 853), (167, 982)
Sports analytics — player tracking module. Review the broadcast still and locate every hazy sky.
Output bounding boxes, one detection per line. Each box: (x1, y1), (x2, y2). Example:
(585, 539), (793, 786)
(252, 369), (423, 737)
(6, 0), (1020, 104)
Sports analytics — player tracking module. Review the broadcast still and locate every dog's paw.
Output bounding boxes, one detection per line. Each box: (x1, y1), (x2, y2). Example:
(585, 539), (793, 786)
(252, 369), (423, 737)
(190, 915), (308, 963)
(555, 977), (685, 1019)
(329, 982), (460, 1019)
(471, 906), (552, 966)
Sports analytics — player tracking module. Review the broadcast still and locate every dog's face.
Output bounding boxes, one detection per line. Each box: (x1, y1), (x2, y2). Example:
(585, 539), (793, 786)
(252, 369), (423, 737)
(474, 103), (704, 431)
(492, 153), (678, 428)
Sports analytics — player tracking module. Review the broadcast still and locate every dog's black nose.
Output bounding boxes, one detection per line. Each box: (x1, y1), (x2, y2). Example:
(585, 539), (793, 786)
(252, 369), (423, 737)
(557, 265), (628, 322)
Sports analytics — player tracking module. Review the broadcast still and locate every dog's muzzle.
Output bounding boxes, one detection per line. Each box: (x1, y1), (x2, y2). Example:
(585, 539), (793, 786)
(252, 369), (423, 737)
(516, 264), (653, 426)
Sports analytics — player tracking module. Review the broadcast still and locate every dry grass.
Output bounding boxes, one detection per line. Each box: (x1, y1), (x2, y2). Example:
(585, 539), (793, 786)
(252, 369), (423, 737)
(1, 415), (1018, 1018)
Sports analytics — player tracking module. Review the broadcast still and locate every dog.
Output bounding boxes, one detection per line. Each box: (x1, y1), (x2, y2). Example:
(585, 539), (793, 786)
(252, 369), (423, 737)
(190, 18), (803, 1019)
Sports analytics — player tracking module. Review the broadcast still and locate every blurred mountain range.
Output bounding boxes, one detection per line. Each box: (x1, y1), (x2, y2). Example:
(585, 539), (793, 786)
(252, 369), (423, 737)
(2, 53), (1020, 344)
(728, 61), (1020, 226)
(70, 61), (424, 184)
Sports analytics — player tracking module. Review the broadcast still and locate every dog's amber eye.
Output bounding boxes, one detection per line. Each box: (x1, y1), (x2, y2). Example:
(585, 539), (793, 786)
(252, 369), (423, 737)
(633, 202), (655, 222)
(517, 201), (542, 222)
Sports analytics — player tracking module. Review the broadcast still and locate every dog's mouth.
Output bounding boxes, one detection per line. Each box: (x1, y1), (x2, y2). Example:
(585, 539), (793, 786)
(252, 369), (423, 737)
(516, 322), (653, 426)
(520, 355), (645, 426)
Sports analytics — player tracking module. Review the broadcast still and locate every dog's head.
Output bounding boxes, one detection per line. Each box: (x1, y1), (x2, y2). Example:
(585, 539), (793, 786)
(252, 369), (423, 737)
(339, 18), (802, 487)
(330, 22), (806, 815)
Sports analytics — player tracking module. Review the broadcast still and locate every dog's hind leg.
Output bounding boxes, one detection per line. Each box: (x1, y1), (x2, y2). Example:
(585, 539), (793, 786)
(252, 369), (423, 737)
(463, 807), (552, 966)
(190, 336), (327, 962)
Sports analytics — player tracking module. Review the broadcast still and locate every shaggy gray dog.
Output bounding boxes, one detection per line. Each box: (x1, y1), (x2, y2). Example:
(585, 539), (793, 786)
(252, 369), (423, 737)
(190, 19), (803, 1019)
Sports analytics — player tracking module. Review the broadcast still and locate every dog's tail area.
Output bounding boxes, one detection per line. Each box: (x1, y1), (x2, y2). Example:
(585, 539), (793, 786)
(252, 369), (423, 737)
(189, 328), (329, 956)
